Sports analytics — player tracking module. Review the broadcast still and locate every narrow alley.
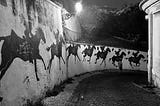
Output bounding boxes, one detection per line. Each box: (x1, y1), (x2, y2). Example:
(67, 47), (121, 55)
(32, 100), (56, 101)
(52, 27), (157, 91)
(43, 70), (160, 106)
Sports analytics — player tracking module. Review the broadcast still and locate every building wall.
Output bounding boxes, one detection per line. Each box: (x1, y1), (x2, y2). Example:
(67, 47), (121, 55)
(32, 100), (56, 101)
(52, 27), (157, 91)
(152, 11), (160, 87)
(0, 0), (67, 105)
(66, 42), (148, 78)
(140, 0), (160, 88)
(63, 9), (82, 41)
(0, 0), (148, 105)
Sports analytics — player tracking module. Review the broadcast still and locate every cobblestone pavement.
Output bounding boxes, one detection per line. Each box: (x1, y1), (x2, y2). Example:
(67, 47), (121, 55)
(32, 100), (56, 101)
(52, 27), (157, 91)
(43, 70), (160, 106)
(66, 70), (160, 106)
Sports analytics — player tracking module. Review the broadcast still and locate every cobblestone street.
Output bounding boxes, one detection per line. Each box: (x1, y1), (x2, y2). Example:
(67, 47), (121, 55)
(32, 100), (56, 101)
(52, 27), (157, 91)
(43, 70), (160, 106)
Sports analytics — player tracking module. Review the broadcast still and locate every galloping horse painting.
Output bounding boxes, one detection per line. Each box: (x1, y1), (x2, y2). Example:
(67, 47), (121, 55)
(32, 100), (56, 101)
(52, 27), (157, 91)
(46, 30), (65, 72)
(82, 45), (96, 64)
(66, 43), (81, 64)
(126, 53), (145, 68)
(94, 47), (111, 66)
(0, 28), (46, 81)
(109, 51), (126, 67)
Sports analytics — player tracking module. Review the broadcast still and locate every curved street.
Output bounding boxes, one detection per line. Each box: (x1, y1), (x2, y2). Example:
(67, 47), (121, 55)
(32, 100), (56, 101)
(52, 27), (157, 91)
(66, 70), (160, 106)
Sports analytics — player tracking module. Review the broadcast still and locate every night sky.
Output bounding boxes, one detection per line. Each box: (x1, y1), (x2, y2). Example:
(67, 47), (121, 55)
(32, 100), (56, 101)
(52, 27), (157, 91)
(82, 0), (142, 9)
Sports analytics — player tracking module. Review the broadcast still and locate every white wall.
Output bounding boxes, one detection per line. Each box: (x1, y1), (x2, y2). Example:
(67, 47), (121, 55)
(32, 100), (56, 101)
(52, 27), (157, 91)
(0, 0), (67, 105)
(66, 43), (148, 78)
(140, 0), (160, 89)
(0, 0), (148, 105)
(152, 11), (160, 88)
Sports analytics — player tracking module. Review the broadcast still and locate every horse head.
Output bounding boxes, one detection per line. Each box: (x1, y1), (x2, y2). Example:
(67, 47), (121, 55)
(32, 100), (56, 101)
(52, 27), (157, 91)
(138, 54), (145, 59)
(92, 45), (96, 50)
(128, 51), (130, 55)
(106, 48), (111, 52)
(100, 46), (105, 51)
(120, 52), (126, 57)
(76, 44), (81, 48)
(132, 51), (140, 57)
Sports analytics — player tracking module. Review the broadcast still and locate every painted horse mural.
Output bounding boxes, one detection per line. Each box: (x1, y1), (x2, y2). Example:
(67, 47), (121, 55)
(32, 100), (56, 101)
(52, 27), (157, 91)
(82, 45), (96, 64)
(66, 43), (81, 63)
(46, 30), (65, 72)
(94, 47), (111, 66)
(109, 51), (126, 67)
(126, 53), (145, 68)
(0, 0), (7, 7)
(132, 51), (140, 58)
(0, 28), (46, 81)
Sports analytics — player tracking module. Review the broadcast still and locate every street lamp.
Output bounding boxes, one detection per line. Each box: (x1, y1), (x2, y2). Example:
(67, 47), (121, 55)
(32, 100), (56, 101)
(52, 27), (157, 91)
(75, 2), (82, 14)
(62, 1), (83, 20)
(62, 1), (83, 79)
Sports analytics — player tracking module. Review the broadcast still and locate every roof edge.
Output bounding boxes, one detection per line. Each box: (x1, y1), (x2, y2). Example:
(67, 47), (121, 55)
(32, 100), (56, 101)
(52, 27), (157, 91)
(139, 0), (159, 13)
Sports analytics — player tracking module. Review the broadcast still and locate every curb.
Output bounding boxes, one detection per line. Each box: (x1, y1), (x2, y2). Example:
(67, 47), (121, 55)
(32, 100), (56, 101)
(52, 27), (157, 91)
(132, 82), (160, 96)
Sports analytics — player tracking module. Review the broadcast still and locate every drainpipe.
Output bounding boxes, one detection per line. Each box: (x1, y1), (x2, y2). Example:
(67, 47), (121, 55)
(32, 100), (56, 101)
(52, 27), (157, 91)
(148, 13), (153, 85)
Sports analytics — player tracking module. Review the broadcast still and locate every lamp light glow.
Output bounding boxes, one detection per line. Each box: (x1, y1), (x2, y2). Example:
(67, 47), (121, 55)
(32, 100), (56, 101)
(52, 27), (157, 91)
(75, 2), (82, 13)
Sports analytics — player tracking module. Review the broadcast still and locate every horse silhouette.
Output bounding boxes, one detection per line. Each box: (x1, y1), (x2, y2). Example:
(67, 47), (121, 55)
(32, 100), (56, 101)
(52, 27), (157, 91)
(143, 55), (148, 64)
(66, 43), (81, 64)
(115, 49), (121, 56)
(94, 47), (111, 66)
(132, 51), (139, 58)
(0, 28), (46, 81)
(0, 0), (7, 7)
(82, 45), (96, 64)
(109, 51), (126, 67)
(126, 54), (145, 68)
(46, 30), (65, 72)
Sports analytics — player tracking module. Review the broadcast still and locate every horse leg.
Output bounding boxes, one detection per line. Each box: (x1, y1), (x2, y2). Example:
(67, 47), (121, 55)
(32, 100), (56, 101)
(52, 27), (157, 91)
(129, 62), (134, 68)
(95, 58), (97, 64)
(34, 59), (39, 81)
(74, 56), (76, 64)
(112, 61), (117, 67)
(82, 55), (86, 62)
(76, 54), (81, 62)
(61, 56), (65, 64)
(95, 57), (99, 64)
(100, 60), (104, 66)
(104, 60), (106, 67)
(41, 57), (46, 70)
(48, 58), (53, 74)
(0, 58), (14, 80)
(59, 57), (61, 70)
(36, 54), (46, 70)
(0, 96), (2, 102)
(66, 53), (70, 61)
(87, 57), (91, 63)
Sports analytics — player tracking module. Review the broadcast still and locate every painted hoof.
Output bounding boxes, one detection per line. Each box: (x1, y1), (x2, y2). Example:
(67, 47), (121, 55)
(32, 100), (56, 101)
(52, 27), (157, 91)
(0, 96), (3, 102)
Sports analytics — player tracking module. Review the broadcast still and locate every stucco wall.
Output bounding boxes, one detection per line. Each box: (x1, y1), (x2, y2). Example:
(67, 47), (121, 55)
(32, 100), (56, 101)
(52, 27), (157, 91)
(152, 11), (160, 88)
(140, 0), (160, 88)
(66, 42), (148, 78)
(0, 0), (67, 105)
(0, 0), (148, 105)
